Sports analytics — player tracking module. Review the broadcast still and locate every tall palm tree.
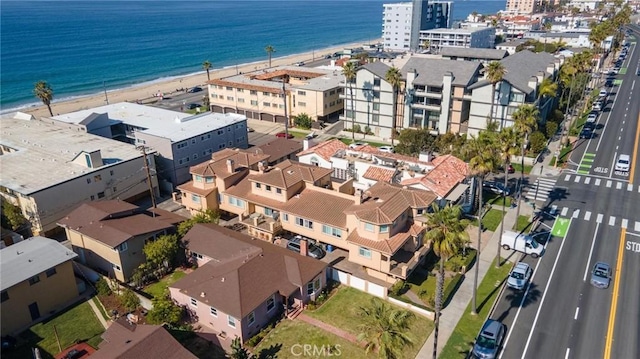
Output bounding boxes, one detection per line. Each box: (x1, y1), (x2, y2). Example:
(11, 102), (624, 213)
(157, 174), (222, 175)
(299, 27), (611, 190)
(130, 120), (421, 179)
(424, 203), (469, 358)
(33, 81), (54, 116)
(543, 22), (552, 52)
(537, 77), (558, 106)
(464, 133), (498, 315)
(496, 127), (519, 267)
(358, 297), (415, 359)
(342, 61), (358, 141)
(202, 60), (212, 81)
(385, 66), (402, 146)
(265, 45), (275, 68)
(485, 61), (506, 129)
(511, 104), (539, 221)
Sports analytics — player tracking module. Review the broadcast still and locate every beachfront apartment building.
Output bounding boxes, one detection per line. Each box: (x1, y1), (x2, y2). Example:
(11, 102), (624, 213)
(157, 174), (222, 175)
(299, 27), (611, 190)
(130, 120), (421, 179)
(1, 237), (80, 335)
(419, 27), (496, 52)
(440, 47), (508, 65)
(57, 200), (182, 282)
(382, 0), (452, 51)
(505, 0), (538, 14)
(524, 31), (592, 48)
(466, 50), (562, 136)
(48, 102), (249, 188)
(0, 115), (157, 236)
(169, 223), (327, 344)
(207, 66), (343, 123)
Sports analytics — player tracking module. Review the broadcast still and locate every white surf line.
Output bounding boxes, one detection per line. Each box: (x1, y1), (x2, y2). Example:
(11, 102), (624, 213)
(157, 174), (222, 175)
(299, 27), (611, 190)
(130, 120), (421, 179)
(499, 231), (553, 359)
(583, 223), (601, 282)
(522, 220), (574, 359)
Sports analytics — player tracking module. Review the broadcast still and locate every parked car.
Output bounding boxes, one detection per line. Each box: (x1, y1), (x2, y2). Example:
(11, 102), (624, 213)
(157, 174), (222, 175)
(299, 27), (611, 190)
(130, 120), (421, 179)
(615, 154), (630, 172)
(287, 236), (326, 259)
(472, 319), (505, 359)
(247, 127), (255, 132)
(507, 262), (533, 290)
(305, 131), (316, 140)
(275, 132), (294, 139)
(187, 103), (201, 110)
(586, 113), (598, 123)
(579, 127), (594, 139)
(599, 89), (608, 98)
(590, 262), (611, 289)
(187, 86), (203, 93)
(592, 102), (603, 111)
(378, 145), (395, 153)
(483, 181), (511, 196)
(348, 142), (366, 149)
(501, 231), (545, 258)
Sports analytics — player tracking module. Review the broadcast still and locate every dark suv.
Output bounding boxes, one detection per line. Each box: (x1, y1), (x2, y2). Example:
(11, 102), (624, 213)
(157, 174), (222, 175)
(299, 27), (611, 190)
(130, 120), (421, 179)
(287, 236), (326, 259)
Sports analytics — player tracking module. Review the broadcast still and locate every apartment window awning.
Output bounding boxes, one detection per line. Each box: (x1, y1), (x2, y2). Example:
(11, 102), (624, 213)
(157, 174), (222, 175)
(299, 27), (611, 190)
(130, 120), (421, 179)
(445, 183), (469, 201)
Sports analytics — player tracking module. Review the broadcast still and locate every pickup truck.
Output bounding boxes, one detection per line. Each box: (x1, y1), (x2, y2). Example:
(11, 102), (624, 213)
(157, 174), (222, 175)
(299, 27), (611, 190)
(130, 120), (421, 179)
(501, 231), (545, 258)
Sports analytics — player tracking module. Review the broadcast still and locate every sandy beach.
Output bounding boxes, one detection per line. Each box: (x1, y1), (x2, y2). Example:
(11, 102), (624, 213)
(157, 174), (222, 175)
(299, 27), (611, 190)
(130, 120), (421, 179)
(22, 40), (376, 119)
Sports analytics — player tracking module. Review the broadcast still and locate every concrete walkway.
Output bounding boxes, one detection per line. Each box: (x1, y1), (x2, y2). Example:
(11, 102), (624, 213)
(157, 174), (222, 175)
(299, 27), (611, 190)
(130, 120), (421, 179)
(87, 296), (110, 330)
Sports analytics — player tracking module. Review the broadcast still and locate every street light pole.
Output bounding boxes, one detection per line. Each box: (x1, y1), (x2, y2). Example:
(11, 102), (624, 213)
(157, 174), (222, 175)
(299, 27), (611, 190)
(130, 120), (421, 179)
(532, 165), (543, 215)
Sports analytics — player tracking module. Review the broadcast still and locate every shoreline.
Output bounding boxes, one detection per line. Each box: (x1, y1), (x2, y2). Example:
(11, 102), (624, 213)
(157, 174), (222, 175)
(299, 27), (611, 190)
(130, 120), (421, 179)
(17, 39), (379, 120)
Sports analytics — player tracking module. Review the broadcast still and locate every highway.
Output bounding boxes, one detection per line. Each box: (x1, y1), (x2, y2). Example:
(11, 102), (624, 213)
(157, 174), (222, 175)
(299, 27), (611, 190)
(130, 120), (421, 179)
(492, 27), (640, 359)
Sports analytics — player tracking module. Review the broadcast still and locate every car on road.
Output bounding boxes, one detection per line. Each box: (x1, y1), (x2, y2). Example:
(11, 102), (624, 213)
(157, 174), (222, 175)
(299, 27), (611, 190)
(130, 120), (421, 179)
(247, 127), (255, 132)
(507, 262), (533, 290)
(294, 61), (305, 66)
(590, 262), (611, 289)
(187, 103), (201, 110)
(599, 89), (608, 97)
(287, 236), (326, 259)
(592, 101), (603, 111)
(378, 145), (395, 153)
(579, 127), (594, 139)
(275, 132), (294, 139)
(472, 319), (505, 359)
(501, 231), (545, 258)
(615, 154), (630, 172)
(187, 86), (203, 93)
(586, 112), (598, 123)
(348, 142), (367, 149)
(605, 79), (613, 87)
(483, 181), (511, 196)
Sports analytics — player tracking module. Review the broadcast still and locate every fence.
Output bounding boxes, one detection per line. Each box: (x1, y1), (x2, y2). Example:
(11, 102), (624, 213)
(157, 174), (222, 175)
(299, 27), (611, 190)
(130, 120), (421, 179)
(387, 297), (435, 320)
(329, 268), (387, 298)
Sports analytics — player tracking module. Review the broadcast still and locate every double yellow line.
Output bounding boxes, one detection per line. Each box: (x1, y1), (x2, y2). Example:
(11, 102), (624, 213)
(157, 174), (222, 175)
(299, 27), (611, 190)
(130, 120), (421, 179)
(603, 231), (626, 359)
(630, 114), (640, 183)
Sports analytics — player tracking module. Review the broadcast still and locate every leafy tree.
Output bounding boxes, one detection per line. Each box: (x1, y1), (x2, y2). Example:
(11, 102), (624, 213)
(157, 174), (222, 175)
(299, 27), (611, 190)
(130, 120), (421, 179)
(545, 121), (558, 139)
(529, 131), (547, 154)
(357, 297), (415, 359)
(424, 204), (469, 358)
(202, 60), (212, 81)
(496, 127), (520, 266)
(177, 209), (220, 238)
(96, 277), (112, 296)
(342, 61), (357, 141)
(293, 113), (313, 129)
(1, 200), (27, 230)
(265, 45), (275, 68)
(385, 66), (402, 146)
(395, 128), (436, 156)
(230, 337), (255, 359)
(143, 234), (179, 274)
(485, 62), (506, 129)
(119, 289), (140, 311)
(34, 81), (54, 116)
(147, 293), (183, 326)
(433, 132), (467, 157)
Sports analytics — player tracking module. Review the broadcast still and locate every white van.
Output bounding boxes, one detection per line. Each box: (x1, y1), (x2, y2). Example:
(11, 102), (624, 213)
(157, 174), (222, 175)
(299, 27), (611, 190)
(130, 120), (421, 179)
(501, 231), (545, 258)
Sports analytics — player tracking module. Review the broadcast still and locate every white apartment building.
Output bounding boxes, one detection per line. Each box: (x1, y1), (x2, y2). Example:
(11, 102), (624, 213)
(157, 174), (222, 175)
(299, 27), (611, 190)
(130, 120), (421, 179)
(567, 0), (602, 12)
(505, 0), (538, 14)
(0, 115), (157, 235)
(382, 0), (452, 51)
(419, 27), (496, 51)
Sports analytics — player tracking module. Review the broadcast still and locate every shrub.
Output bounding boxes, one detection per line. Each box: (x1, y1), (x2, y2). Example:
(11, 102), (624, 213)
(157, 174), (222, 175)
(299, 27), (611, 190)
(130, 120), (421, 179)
(529, 131), (547, 154)
(390, 280), (408, 296)
(352, 124), (361, 134)
(442, 273), (464, 306)
(293, 113), (312, 130)
(545, 121), (559, 139)
(96, 277), (112, 296)
(119, 289), (141, 311)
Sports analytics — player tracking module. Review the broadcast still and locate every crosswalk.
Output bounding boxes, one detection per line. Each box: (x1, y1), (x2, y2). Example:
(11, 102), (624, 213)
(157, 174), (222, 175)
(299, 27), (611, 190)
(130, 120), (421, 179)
(548, 206), (640, 231)
(560, 173), (639, 192)
(524, 177), (557, 202)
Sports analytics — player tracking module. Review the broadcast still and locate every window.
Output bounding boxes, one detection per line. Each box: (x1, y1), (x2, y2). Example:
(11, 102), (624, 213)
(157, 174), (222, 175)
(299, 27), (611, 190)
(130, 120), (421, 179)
(94, 175), (102, 182)
(210, 306), (218, 317)
(295, 217), (313, 229)
(322, 224), (342, 238)
(86, 178), (91, 184)
(248, 311), (255, 325)
(46, 268), (57, 277)
(298, 102), (306, 107)
(195, 175), (203, 182)
(113, 263), (122, 271)
(263, 92), (270, 96)
(364, 222), (374, 232)
(237, 88), (244, 93)
(205, 176), (214, 183)
(238, 98), (245, 103)
(192, 154), (198, 160)
(345, 110), (354, 119)
(227, 96), (234, 101)
(263, 102), (271, 107)
(229, 197), (245, 208)
(256, 183), (262, 189)
(373, 103), (380, 111)
(359, 247), (372, 258)
(29, 275), (40, 285)
(0, 290), (8, 303)
(264, 207), (274, 216)
(380, 225), (389, 233)
(116, 242), (128, 252)
(90, 195), (95, 201)
(372, 91), (380, 98)
(251, 100), (258, 106)
(250, 90), (257, 95)
(191, 194), (201, 203)
(266, 295), (275, 312)
(228, 315), (236, 328)
(282, 213), (289, 222)
(298, 90), (306, 96)
(372, 114), (379, 123)
(265, 185), (271, 192)
(307, 278), (321, 295)
(190, 298), (197, 307)
(374, 78), (381, 87)
(417, 208), (425, 215)
(97, 191), (105, 199)
(276, 188), (282, 195)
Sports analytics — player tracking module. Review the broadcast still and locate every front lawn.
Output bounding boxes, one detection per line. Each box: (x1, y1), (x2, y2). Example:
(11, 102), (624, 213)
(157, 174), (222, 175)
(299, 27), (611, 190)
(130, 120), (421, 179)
(254, 320), (372, 359)
(143, 269), (187, 298)
(473, 209), (505, 232)
(439, 260), (512, 359)
(484, 193), (513, 208)
(513, 215), (532, 232)
(6, 300), (104, 359)
(306, 287), (432, 359)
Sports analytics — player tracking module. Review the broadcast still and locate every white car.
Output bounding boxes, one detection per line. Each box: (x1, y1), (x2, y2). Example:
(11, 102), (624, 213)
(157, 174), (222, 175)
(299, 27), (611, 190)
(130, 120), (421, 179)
(615, 154), (630, 172)
(592, 102), (603, 111)
(599, 89), (608, 98)
(348, 142), (366, 149)
(378, 145), (395, 153)
(586, 113), (598, 123)
(507, 262), (532, 290)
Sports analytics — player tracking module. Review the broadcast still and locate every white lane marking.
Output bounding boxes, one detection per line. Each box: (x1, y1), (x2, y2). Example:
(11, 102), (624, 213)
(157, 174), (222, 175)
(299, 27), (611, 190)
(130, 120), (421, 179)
(574, 176), (581, 183)
(565, 174), (571, 181)
(584, 223), (601, 282)
(572, 209), (580, 218)
(522, 220), (574, 358)
(622, 219), (628, 229)
(606, 180), (613, 188)
(574, 307), (580, 320)
(628, 184), (633, 191)
(595, 178), (601, 186)
(636, 221), (640, 232)
(616, 182), (623, 190)
(597, 213), (604, 223)
(584, 211), (592, 221)
(566, 348), (571, 359)
(609, 216), (616, 226)
(585, 177), (591, 185)
(561, 207), (569, 216)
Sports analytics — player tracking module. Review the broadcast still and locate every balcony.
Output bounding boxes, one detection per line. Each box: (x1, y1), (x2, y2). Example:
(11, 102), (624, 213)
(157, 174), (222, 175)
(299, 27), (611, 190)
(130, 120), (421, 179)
(389, 245), (431, 279)
(243, 212), (283, 242)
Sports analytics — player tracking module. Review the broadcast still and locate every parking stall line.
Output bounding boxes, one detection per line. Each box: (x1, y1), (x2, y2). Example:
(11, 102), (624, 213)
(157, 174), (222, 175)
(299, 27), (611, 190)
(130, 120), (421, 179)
(597, 214), (604, 223)
(561, 207), (569, 216)
(565, 174), (571, 181)
(635, 221), (640, 232)
(574, 176), (582, 183)
(622, 219), (628, 229)
(595, 179), (602, 186)
(609, 216), (616, 226)
(585, 177), (591, 185)
(607, 180), (613, 188)
(573, 209), (580, 219)
(616, 182), (623, 190)
(628, 184), (634, 191)
(584, 211), (592, 221)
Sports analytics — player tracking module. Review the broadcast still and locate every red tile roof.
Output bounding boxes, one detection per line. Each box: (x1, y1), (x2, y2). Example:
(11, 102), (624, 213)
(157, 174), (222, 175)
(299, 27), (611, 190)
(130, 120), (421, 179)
(297, 139), (348, 162)
(362, 166), (396, 183)
(190, 148), (270, 179)
(346, 225), (420, 255)
(401, 155), (468, 197)
(246, 160), (333, 189)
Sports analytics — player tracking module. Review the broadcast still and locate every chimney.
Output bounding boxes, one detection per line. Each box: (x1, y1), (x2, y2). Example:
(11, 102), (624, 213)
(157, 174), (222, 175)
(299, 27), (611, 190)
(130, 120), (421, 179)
(419, 151), (433, 163)
(226, 159), (235, 173)
(300, 238), (308, 257)
(303, 139), (310, 151)
(253, 216), (259, 226)
(258, 161), (266, 173)
(355, 189), (363, 205)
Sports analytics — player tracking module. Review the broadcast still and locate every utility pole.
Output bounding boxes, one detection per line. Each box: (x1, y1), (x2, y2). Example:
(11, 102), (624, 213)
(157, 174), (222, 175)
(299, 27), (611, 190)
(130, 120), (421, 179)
(282, 77), (289, 138)
(138, 146), (157, 209)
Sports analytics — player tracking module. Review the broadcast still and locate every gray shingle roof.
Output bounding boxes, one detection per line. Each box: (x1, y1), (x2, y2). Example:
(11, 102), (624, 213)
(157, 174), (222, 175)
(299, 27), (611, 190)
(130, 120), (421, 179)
(500, 50), (556, 94)
(401, 57), (481, 87)
(440, 47), (508, 60)
(363, 61), (392, 79)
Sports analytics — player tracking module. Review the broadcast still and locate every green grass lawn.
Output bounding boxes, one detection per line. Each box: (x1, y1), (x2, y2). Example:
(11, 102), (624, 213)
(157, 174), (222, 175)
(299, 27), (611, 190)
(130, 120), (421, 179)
(513, 215), (532, 232)
(6, 300), (105, 359)
(439, 261), (512, 359)
(511, 163), (533, 174)
(405, 271), (458, 309)
(480, 209), (505, 232)
(288, 129), (309, 139)
(306, 287), (433, 359)
(143, 269), (187, 298)
(485, 194), (512, 208)
(91, 296), (109, 321)
(338, 138), (389, 148)
(254, 320), (372, 359)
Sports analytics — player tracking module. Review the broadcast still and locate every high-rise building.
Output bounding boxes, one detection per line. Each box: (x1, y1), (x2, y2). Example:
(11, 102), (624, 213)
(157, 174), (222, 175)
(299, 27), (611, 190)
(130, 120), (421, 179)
(382, 0), (452, 51)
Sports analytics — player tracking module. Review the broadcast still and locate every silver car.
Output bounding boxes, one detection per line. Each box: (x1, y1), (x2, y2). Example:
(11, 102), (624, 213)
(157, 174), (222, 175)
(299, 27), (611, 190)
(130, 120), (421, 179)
(507, 262), (532, 290)
(472, 319), (505, 359)
(590, 262), (611, 289)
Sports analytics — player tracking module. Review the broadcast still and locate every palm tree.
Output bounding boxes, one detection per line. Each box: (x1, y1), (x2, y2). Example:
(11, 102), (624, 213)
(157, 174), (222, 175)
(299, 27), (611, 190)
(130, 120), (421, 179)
(424, 203), (469, 358)
(202, 60), (212, 81)
(33, 81), (54, 116)
(485, 61), (506, 129)
(265, 45), (275, 68)
(385, 66), (402, 146)
(342, 61), (358, 141)
(511, 104), (539, 221)
(464, 133), (498, 315)
(543, 22), (552, 52)
(496, 127), (519, 267)
(358, 297), (415, 359)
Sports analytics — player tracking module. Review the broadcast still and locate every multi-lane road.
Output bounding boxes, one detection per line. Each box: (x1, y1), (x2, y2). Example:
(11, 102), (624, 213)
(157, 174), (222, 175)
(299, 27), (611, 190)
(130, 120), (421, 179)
(491, 27), (640, 359)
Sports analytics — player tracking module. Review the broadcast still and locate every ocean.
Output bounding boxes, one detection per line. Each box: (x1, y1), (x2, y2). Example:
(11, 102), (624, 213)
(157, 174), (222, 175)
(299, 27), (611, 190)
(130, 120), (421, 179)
(0, 0), (505, 111)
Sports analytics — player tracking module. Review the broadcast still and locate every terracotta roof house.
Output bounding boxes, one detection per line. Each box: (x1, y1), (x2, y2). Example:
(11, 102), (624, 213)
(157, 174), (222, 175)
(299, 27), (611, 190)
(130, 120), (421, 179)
(170, 223), (327, 344)
(57, 200), (178, 282)
(256, 138), (303, 165)
(91, 318), (196, 359)
(401, 154), (470, 201)
(297, 139), (349, 169)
